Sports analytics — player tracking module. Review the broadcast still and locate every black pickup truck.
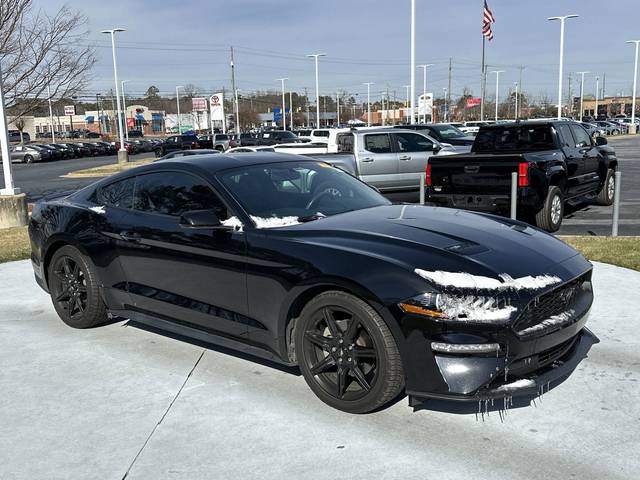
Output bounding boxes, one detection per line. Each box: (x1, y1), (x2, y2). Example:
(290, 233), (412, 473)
(426, 120), (618, 231)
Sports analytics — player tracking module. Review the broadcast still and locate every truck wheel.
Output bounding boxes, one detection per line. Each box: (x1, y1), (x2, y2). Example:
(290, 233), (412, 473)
(596, 169), (615, 206)
(535, 186), (563, 232)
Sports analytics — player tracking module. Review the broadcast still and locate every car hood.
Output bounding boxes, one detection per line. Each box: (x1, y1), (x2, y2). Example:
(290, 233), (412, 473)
(282, 205), (588, 286)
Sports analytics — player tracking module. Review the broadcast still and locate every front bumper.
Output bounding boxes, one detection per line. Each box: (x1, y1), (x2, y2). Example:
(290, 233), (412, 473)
(407, 327), (598, 405)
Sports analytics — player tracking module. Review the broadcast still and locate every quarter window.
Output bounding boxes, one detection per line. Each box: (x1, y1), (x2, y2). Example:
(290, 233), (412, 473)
(133, 171), (228, 219)
(93, 177), (135, 209)
(364, 134), (392, 154)
(336, 133), (354, 153)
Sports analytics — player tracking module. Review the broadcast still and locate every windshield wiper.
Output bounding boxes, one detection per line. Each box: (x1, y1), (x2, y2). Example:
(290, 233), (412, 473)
(298, 213), (326, 223)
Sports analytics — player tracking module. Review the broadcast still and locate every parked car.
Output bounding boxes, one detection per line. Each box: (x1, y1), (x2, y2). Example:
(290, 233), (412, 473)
(312, 128), (455, 192)
(96, 141), (117, 155)
(243, 130), (303, 146)
(158, 149), (221, 160)
(226, 146), (276, 153)
(76, 142), (103, 157)
(8, 130), (30, 143)
(9, 144), (50, 163)
(580, 122), (604, 138)
(394, 123), (475, 150)
(127, 130), (144, 138)
(427, 121), (618, 231)
(84, 132), (102, 139)
(60, 143), (91, 158)
(197, 134), (230, 151)
(29, 153), (598, 413)
(37, 144), (64, 161)
(154, 135), (200, 157)
(310, 129), (331, 143)
(48, 144), (75, 159)
(595, 121), (621, 136)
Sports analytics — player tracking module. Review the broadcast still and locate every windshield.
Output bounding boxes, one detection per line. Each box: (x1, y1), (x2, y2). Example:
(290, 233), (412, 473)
(219, 161), (389, 224)
(472, 125), (555, 153)
(428, 124), (466, 139)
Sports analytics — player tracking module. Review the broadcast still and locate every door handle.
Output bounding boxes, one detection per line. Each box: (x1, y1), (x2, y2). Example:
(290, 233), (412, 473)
(120, 231), (141, 243)
(399, 155), (412, 161)
(361, 157), (374, 163)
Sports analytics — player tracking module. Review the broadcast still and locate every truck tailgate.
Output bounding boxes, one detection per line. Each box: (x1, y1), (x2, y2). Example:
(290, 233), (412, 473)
(429, 154), (524, 195)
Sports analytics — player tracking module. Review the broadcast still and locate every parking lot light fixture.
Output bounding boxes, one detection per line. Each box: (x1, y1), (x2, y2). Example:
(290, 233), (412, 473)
(409, 0), (416, 124)
(175, 85), (184, 134)
(121, 80), (130, 140)
(0, 61), (19, 196)
(101, 28), (127, 162)
(418, 64), (433, 123)
(626, 40), (640, 128)
(490, 70), (505, 121)
(307, 53), (326, 127)
(514, 81), (519, 120)
(363, 82), (374, 126)
(576, 71), (589, 120)
(443, 87), (448, 122)
(46, 79), (56, 144)
(595, 76), (600, 117)
(548, 15), (579, 120)
(276, 78), (288, 130)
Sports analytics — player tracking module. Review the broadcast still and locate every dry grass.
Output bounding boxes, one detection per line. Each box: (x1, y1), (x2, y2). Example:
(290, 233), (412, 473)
(558, 236), (640, 271)
(0, 226), (31, 263)
(64, 157), (154, 178)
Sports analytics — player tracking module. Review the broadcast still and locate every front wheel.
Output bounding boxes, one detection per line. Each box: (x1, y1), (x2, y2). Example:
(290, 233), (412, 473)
(48, 245), (107, 328)
(23, 154), (34, 164)
(295, 291), (404, 413)
(535, 186), (564, 232)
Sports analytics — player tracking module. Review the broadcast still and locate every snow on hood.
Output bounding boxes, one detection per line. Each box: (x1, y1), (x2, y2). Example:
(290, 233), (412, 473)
(251, 215), (301, 229)
(89, 205), (106, 215)
(414, 269), (561, 291)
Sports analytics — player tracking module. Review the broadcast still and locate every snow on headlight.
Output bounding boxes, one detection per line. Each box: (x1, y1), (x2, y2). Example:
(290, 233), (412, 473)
(414, 269), (561, 292)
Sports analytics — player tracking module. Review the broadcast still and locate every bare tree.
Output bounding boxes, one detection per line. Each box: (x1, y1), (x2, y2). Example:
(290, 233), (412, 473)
(0, 0), (95, 120)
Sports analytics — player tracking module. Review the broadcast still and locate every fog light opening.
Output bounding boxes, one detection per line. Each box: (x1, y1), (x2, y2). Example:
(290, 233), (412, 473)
(431, 342), (501, 354)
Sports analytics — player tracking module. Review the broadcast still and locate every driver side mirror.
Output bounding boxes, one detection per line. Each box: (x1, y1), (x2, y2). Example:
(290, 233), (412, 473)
(595, 136), (608, 146)
(432, 143), (442, 153)
(179, 210), (236, 231)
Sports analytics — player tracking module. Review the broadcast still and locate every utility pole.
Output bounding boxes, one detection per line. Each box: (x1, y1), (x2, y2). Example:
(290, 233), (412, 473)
(567, 72), (573, 118)
(363, 82), (374, 126)
(230, 46), (240, 134)
(96, 94), (102, 135)
(576, 71), (589, 121)
(289, 91), (294, 129)
(447, 58), (452, 120)
(276, 78), (288, 130)
(595, 76), (600, 118)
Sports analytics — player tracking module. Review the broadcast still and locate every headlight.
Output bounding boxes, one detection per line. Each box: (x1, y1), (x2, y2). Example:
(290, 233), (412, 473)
(398, 292), (516, 323)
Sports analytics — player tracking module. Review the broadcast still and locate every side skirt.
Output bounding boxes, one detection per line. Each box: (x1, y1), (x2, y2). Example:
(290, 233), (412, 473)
(114, 308), (297, 368)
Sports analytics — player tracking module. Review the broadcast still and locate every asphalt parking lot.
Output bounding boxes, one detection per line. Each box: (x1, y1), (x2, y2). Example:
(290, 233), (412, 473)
(1, 259), (639, 480)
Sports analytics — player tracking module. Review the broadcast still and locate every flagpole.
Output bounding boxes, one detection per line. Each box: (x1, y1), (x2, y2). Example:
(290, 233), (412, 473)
(480, 35), (486, 121)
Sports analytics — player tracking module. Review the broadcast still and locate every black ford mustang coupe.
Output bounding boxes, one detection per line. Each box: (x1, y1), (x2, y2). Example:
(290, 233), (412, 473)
(29, 153), (597, 413)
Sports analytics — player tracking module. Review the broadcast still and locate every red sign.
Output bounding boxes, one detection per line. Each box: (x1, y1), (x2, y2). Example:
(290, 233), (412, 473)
(210, 95), (221, 106)
(192, 97), (207, 111)
(465, 98), (482, 108)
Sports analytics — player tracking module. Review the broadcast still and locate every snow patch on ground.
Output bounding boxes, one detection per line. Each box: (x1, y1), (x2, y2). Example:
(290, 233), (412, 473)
(415, 269), (561, 291)
(88, 206), (106, 215)
(251, 216), (301, 229)
(437, 294), (517, 322)
(517, 309), (575, 336)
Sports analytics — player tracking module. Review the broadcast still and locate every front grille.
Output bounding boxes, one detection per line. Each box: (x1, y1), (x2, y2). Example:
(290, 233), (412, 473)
(514, 276), (586, 333)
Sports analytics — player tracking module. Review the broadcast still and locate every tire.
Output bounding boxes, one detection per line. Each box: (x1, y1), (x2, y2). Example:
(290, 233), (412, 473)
(535, 186), (564, 232)
(155, 149), (162, 158)
(612, 129), (619, 136)
(23, 155), (33, 164)
(47, 245), (107, 329)
(596, 168), (615, 206)
(295, 291), (404, 413)
(215, 145), (224, 151)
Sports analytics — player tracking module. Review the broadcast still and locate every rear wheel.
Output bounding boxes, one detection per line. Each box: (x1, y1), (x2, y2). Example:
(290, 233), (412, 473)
(48, 245), (107, 329)
(295, 291), (404, 413)
(535, 186), (564, 232)
(596, 168), (615, 206)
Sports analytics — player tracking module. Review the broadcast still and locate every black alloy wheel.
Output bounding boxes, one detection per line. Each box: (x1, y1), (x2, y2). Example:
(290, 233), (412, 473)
(48, 246), (107, 328)
(296, 291), (404, 413)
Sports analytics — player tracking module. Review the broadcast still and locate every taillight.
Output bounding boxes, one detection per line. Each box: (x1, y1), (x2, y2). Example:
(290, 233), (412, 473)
(426, 164), (432, 186)
(518, 162), (529, 187)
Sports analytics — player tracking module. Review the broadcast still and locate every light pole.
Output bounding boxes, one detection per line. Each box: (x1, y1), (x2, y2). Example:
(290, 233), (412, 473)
(175, 85), (184, 133)
(307, 54), (326, 127)
(595, 75), (600, 118)
(417, 64), (433, 123)
(491, 70), (505, 121)
(289, 91), (294, 129)
(336, 90), (340, 126)
(363, 82), (374, 126)
(576, 71), (589, 121)
(101, 27), (127, 163)
(514, 81), (519, 120)
(409, 0), (416, 124)
(46, 79), (56, 144)
(0, 60), (19, 196)
(626, 40), (640, 130)
(548, 15), (579, 120)
(276, 78), (288, 130)
(443, 88), (448, 122)
(121, 80), (130, 140)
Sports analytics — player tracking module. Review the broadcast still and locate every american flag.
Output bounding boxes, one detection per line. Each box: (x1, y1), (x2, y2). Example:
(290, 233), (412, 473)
(482, 1), (495, 41)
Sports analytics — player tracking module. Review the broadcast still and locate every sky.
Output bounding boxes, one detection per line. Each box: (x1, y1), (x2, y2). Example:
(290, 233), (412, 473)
(41, 0), (640, 105)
